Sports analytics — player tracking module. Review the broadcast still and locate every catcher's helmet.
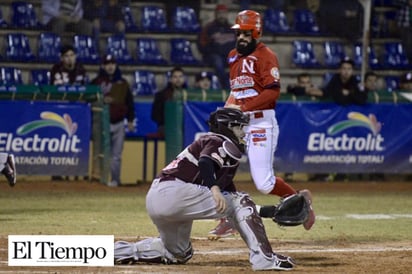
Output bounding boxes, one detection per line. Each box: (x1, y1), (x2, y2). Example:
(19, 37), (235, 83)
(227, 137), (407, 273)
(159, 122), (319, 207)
(231, 10), (262, 39)
(208, 108), (249, 151)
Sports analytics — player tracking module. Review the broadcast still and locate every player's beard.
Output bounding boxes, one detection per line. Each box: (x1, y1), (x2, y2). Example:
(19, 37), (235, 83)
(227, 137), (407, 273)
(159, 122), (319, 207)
(236, 39), (257, 56)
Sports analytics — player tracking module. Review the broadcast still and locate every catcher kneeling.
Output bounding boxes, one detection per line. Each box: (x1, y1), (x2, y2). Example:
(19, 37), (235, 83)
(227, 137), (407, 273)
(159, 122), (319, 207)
(114, 108), (310, 271)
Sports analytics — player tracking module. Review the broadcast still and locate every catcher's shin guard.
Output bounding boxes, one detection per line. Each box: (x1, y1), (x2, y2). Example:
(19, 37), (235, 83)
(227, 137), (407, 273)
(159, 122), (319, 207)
(114, 238), (193, 265)
(232, 193), (294, 271)
(229, 192), (281, 269)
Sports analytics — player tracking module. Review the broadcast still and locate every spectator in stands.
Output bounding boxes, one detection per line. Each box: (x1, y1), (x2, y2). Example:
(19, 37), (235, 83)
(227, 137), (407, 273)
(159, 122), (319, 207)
(41, 0), (93, 40)
(83, 0), (125, 52)
(399, 71), (412, 92)
(394, 0), (412, 63)
(286, 72), (323, 97)
(91, 54), (135, 187)
(190, 71), (212, 101)
(286, 73), (326, 182)
(317, 0), (363, 43)
(195, 71), (212, 90)
(323, 57), (368, 106)
(197, 4), (236, 90)
(361, 71), (385, 181)
(50, 45), (87, 86)
(309, 71), (376, 181)
(322, 57), (367, 181)
(361, 71), (381, 100)
(49, 45), (88, 181)
(186, 71), (225, 102)
(363, 71), (378, 93)
(150, 67), (186, 138)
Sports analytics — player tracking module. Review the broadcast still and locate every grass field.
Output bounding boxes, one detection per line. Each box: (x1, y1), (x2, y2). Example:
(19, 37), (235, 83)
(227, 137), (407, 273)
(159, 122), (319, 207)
(1, 179), (412, 273)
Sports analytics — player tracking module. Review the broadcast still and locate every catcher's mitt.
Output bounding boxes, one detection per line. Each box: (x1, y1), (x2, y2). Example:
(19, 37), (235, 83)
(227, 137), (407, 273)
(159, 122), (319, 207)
(272, 193), (310, 226)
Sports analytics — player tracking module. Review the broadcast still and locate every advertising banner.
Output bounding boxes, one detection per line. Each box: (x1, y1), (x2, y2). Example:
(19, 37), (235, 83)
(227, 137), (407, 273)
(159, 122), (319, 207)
(183, 102), (412, 173)
(125, 102), (157, 138)
(0, 101), (91, 175)
(184, 101), (224, 143)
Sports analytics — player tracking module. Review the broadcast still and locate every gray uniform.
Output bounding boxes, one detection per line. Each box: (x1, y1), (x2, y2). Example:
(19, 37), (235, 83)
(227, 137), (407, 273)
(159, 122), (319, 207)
(114, 119), (294, 270)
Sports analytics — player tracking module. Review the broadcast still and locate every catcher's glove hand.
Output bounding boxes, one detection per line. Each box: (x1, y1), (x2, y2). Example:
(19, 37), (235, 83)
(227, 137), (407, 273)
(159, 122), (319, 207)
(272, 193), (310, 226)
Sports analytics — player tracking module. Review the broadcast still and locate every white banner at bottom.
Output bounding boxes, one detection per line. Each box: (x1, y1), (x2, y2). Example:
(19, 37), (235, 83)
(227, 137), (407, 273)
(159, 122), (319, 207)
(8, 235), (114, 266)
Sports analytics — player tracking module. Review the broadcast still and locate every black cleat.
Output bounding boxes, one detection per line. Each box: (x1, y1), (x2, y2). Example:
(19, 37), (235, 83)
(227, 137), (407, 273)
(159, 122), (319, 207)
(114, 256), (138, 265)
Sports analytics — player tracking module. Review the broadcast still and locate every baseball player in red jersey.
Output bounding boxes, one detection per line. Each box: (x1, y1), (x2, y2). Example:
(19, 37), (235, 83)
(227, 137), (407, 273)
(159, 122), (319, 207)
(114, 108), (295, 271)
(208, 10), (315, 239)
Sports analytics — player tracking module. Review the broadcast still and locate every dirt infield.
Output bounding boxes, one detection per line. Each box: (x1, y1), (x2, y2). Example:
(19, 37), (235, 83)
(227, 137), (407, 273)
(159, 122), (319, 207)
(1, 179), (411, 273)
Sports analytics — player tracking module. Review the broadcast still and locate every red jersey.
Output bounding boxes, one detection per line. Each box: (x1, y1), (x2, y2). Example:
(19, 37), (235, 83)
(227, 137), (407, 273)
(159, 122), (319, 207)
(225, 42), (281, 111)
(50, 62), (87, 85)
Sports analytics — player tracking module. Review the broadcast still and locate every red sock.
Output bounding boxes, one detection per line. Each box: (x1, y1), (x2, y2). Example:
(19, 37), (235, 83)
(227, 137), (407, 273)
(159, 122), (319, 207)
(269, 177), (297, 197)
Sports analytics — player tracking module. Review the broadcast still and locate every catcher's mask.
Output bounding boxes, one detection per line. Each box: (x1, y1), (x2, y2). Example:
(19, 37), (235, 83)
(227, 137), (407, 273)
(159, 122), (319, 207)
(231, 10), (262, 39)
(208, 108), (249, 152)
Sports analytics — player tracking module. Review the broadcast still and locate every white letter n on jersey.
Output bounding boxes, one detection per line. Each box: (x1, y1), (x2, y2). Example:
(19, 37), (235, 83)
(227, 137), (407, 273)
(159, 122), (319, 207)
(241, 59), (255, 73)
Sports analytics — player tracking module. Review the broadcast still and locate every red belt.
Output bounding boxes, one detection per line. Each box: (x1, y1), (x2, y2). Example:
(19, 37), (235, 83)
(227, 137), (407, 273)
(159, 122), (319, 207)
(250, 111), (264, 119)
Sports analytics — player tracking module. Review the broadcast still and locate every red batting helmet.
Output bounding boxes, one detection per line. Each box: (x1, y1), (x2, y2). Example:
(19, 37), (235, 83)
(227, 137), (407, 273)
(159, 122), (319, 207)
(231, 10), (262, 39)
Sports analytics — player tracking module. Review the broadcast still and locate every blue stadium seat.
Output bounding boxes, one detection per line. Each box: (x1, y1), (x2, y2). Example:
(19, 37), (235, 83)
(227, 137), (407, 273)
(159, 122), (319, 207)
(5, 33), (35, 62)
(172, 6), (200, 33)
(382, 10), (396, 38)
(136, 38), (167, 65)
(170, 38), (201, 65)
(353, 43), (381, 69)
(322, 72), (334, 88)
(370, 14), (381, 38)
(324, 41), (346, 68)
(31, 69), (50, 86)
(11, 1), (41, 28)
(263, 9), (290, 34)
(73, 35), (99, 64)
(384, 75), (400, 92)
(293, 9), (320, 35)
(382, 42), (410, 69)
(0, 67), (23, 85)
(106, 34), (134, 64)
(208, 72), (222, 91)
(141, 6), (168, 32)
(371, 9), (396, 38)
(122, 6), (139, 32)
(0, 8), (8, 28)
(373, 0), (396, 6)
(133, 70), (157, 96)
(38, 32), (61, 63)
(292, 40), (320, 68)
